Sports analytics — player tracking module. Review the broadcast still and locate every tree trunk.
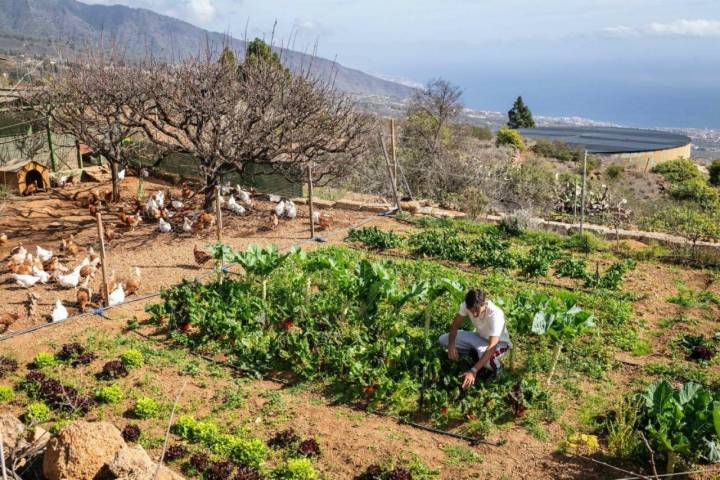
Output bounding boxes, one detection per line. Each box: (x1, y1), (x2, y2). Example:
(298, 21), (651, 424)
(202, 173), (219, 212)
(109, 161), (120, 203)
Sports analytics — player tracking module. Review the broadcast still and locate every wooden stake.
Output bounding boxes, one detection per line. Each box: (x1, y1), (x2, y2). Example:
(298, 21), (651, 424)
(46, 115), (57, 172)
(96, 212), (109, 307)
(0, 429), (7, 480)
(308, 162), (316, 239)
(215, 185), (223, 245)
(390, 118), (397, 195)
(378, 132), (402, 212)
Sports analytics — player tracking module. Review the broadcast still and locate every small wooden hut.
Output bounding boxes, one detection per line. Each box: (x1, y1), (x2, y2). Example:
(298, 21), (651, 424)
(0, 159), (50, 194)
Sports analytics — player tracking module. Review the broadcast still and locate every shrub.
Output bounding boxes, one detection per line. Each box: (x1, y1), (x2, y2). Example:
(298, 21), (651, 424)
(668, 177), (719, 208)
(120, 349), (144, 369)
(0, 385), (14, 402)
(495, 127), (525, 151)
(131, 397), (160, 419)
(605, 165), (624, 179)
(709, 159), (720, 186)
(469, 125), (493, 141)
(652, 158), (701, 183)
(499, 209), (532, 236)
(94, 384), (123, 404)
(32, 352), (57, 368)
(122, 424), (141, 442)
(25, 401), (51, 422)
(272, 458), (318, 480)
(518, 243), (560, 278)
(531, 139), (582, 162)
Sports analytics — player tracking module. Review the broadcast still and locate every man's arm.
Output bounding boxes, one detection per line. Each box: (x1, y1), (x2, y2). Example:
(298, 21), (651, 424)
(461, 335), (499, 389)
(447, 313), (465, 360)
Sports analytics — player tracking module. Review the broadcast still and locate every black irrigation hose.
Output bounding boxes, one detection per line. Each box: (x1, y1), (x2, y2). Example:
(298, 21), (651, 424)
(126, 329), (502, 448)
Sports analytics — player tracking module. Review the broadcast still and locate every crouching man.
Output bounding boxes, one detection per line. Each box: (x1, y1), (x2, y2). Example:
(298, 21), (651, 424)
(439, 289), (512, 389)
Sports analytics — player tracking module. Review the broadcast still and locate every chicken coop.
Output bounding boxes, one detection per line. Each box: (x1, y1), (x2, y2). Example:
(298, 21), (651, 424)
(0, 159), (50, 194)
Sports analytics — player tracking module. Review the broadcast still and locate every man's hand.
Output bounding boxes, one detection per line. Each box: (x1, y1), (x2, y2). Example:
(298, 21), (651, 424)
(448, 344), (459, 361)
(460, 370), (476, 389)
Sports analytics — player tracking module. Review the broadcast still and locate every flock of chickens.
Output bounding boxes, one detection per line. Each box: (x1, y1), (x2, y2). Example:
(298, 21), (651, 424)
(0, 235), (141, 334)
(1, 176), (334, 335)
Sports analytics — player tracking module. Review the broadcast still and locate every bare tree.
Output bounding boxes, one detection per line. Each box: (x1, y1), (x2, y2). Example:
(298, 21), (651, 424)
(268, 63), (373, 189)
(126, 41), (371, 210)
(13, 126), (46, 162)
(34, 52), (138, 202)
(123, 50), (244, 210)
(406, 78), (463, 153)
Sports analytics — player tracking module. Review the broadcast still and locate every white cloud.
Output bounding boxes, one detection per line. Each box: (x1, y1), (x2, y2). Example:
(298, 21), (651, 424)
(188, 0), (216, 25)
(601, 19), (720, 38)
(292, 18), (332, 36)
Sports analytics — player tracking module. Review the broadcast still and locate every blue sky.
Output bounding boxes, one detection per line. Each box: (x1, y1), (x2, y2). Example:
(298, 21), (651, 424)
(88, 0), (720, 127)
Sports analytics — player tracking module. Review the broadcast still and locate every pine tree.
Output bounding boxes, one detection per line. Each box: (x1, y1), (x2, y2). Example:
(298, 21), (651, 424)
(507, 96), (535, 129)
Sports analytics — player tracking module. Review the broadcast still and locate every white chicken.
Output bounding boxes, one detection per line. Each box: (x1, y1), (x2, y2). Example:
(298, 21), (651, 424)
(12, 274), (41, 288)
(146, 198), (161, 218)
(182, 217), (193, 233)
(117, 168), (126, 181)
(158, 217), (172, 233)
(31, 265), (50, 284)
(275, 200), (286, 217)
(171, 200), (184, 210)
(51, 299), (68, 322)
(56, 266), (82, 289)
(154, 191), (165, 208)
(36, 245), (53, 263)
(312, 211), (321, 225)
(108, 283), (125, 306)
(227, 196), (246, 215)
(284, 200), (297, 219)
(235, 185), (252, 203)
(10, 246), (27, 265)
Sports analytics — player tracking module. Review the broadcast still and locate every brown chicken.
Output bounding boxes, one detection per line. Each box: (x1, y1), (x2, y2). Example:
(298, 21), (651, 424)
(23, 182), (38, 196)
(79, 263), (95, 278)
(0, 312), (19, 334)
(261, 213), (279, 232)
(318, 214), (333, 231)
(102, 189), (113, 203)
(193, 245), (212, 266)
(118, 212), (141, 230)
(77, 287), (91, 312)
(181, 182), (196, 200)
(89, 203), (98, 216)
(104, 225), (116, 242)
(0, 233), (7, 245)
(61, 236), (79, 256)
(123, 267), (141, 296)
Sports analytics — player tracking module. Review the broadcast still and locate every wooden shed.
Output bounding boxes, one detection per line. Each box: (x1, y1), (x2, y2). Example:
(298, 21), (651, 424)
(0, 159), (50, 194)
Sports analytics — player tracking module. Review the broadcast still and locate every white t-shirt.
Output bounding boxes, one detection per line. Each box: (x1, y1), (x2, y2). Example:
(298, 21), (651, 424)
(458, 300), (512, 346)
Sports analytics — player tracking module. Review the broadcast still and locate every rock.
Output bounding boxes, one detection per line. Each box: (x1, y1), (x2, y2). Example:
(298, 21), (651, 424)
(109, 445), (184, 480)
(0, 413), (25, 452)
(31, 426), (50, 450)
(43, 421), (126, 480)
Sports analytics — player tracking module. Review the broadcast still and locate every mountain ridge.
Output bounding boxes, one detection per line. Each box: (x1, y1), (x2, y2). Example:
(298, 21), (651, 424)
(0, 0), (415, 97)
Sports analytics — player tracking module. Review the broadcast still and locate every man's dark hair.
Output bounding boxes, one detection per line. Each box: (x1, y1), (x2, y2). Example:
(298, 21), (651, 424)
(465, 289), (486, 309)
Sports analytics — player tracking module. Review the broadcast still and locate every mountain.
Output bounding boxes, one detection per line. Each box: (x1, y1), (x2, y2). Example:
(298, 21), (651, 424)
(0, 0), (414, 98)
